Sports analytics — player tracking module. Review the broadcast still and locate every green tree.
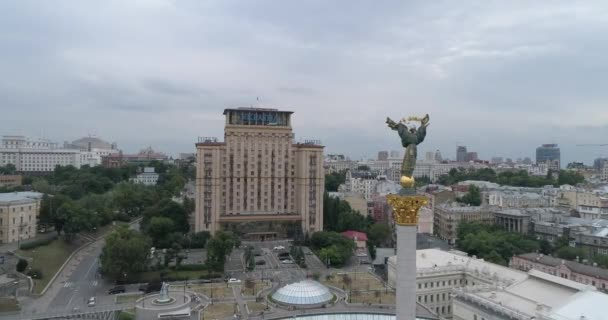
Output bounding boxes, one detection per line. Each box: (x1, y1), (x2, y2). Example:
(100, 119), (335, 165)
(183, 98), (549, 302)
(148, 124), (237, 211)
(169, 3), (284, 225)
(56, 201), (98, 239)
(368, 223), (392, 247)
(556, 246), (587, 260)
(144, 217), (176, 248)
(0, 164), (16, 174)
(16, 259), (28, 272)
(325, 171), (347, 192)
(593, 254), (608, 268)
(206, 231), (237, 272)
(557, 170), (585, 186)
(457, 185), (481, 206)
(100, 227), (151, 280)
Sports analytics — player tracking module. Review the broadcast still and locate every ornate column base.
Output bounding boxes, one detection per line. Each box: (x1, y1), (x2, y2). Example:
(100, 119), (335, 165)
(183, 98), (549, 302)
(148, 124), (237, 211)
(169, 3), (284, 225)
(387, 194), (428, 320)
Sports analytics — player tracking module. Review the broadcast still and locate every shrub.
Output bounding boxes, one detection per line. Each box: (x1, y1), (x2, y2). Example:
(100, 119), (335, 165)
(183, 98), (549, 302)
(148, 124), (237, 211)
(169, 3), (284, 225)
(118, 312), (135, 320)
(27, 268), (43, 279)
(19, 236), (58, 250)
(176, 264), (207, 271)
(199, 272), (223, 280)
(16, 259), (28, 273)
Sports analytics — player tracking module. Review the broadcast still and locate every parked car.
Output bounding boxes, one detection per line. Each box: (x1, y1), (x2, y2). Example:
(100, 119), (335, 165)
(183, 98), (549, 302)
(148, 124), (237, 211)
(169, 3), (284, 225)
(139, 282), (162, 294)
(281, 259), (294, 264)
(87, 297), (96, 307)
(273, 246), (285, 250)
(108, 286), (126, 295)
(228, 278), (241, 283)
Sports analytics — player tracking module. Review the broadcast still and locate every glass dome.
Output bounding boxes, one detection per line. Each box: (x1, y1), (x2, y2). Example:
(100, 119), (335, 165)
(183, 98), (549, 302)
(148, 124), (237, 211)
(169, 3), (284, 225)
(272, 280), (334, 306)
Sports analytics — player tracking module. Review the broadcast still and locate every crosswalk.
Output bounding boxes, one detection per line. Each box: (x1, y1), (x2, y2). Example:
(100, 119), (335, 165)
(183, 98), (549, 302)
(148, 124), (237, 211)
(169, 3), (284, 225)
(63, 280), (98, 288)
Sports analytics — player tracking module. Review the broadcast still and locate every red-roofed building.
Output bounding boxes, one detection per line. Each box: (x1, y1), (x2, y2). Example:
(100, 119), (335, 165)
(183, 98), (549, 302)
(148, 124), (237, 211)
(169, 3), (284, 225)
(341, 230), (368, 250)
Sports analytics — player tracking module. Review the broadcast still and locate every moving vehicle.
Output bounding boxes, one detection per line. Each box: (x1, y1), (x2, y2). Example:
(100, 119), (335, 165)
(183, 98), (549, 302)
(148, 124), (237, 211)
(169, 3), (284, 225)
(281, 259), (294, 264)
(108, 286), (125, 295)
(273, 245), (285, 250)
(228, 278), (241, 283)
(87, 297), (96, 307)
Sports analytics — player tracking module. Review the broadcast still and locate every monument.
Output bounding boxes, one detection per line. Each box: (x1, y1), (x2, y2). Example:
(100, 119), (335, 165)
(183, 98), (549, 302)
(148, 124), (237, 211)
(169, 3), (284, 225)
(386, 114), (430, 320)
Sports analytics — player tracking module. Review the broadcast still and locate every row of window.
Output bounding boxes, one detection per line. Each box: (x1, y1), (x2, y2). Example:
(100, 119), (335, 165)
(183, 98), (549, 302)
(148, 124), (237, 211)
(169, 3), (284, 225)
(418, 278), (465, 290)
(0, 205), (33, 213)
(0, 215), (33, 225)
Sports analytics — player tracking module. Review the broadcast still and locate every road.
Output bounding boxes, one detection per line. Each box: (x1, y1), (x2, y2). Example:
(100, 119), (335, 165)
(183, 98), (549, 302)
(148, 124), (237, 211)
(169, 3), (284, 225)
(46, 240), (109, 313)
(22, 221), (141, 316)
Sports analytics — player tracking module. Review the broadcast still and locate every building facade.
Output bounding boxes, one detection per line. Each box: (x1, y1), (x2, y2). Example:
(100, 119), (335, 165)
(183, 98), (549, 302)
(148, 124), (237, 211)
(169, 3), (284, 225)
(510, 252), (608, 292)
(536, 144), (561, 169)
(194, 108), (324, 238)
(131, 167), (159, 186)
(456, 146), (467, 163)
(0, 175), (22, 188)
(493, 209), (531, 234)
(0, 192), (42, 244)
(434, 204), (494, 245)
(0, 135), (82, 172)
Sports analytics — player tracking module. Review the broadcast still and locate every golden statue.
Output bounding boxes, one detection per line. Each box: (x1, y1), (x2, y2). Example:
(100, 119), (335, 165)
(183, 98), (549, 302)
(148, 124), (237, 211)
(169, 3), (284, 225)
(386, 114), (430, 188)
(385, 114), (430, 226)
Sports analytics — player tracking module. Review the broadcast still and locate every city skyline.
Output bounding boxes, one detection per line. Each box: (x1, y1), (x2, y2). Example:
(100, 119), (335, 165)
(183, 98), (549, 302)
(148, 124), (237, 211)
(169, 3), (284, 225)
(2, 1), (608, 165)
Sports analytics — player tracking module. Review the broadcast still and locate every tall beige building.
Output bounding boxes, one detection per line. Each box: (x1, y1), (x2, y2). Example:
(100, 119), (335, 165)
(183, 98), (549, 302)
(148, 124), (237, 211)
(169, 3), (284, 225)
(195, 108), (324, 239)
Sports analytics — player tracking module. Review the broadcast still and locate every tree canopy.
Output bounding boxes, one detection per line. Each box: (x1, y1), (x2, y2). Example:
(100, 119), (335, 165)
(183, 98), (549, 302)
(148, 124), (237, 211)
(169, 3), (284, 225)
(310, 231), (356, 267)
(100, 227), (151, 280)
(438, 168), (584, 187)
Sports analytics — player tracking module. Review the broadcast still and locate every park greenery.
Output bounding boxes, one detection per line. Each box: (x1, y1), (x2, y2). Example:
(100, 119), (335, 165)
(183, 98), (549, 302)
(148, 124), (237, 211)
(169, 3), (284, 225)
(323, 192), (374, 233)
(437, 168), (584, 187)
(100, 227), (152, 280)
(456, 185), (482, 206)
(325, 170), (346, 192)
(457, 221), (608, 267)
(310, 231), (356, 267)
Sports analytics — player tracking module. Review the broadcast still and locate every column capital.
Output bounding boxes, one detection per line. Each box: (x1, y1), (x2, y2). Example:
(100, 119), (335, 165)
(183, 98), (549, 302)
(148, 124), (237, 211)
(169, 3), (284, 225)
(387, 195), (428, 226)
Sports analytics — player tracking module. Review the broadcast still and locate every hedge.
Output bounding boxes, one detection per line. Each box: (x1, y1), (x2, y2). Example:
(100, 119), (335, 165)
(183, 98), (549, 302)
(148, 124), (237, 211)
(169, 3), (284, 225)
(19, 235), (58, 250)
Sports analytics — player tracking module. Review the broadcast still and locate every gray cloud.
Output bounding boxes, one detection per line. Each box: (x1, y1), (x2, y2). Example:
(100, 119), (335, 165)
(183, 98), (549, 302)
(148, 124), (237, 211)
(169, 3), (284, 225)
(1, 0), (608, 164)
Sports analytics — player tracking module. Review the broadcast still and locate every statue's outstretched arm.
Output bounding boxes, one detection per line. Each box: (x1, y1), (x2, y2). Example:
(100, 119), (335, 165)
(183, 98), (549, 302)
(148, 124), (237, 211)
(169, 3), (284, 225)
(386, 117), (398, 130)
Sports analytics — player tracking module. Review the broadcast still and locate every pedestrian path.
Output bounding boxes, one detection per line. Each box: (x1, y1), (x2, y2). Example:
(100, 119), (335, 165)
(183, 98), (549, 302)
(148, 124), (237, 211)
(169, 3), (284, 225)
(62, 280), (98, 288)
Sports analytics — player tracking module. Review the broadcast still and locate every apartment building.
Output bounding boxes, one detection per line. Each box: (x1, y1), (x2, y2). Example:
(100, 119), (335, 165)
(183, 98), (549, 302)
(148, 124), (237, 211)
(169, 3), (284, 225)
(0, 192), (42, 244)
(433, 204), (494, 245)
(194, 108), (324, 238)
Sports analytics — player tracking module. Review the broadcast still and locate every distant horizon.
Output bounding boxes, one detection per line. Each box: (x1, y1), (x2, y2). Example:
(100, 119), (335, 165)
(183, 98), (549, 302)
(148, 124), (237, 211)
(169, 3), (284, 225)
(2, 131), (603, 167)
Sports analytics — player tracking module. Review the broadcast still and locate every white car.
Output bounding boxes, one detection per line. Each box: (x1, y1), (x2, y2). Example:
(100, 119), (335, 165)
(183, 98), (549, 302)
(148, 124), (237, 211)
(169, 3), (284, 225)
(273, 246), (285, 250)
(281, 259), (294, 264)
(87, 297), (96, 307)
(228, 278), (241, 284)
(356, 252), (368, 257)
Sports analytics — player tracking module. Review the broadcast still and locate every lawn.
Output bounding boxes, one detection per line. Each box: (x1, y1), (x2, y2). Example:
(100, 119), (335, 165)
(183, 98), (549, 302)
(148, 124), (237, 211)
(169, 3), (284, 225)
(349, 291), (395, 305)
(201, 303), (239, 320)
(241, 280), (271, 297)
(322, 272), (386, 291)
(246, 302), (269, 315)
(0, 298), (20, 312)
(115, 293), (143, 304)
(16, 239), (80, 294)
(187, 283), (234, 299)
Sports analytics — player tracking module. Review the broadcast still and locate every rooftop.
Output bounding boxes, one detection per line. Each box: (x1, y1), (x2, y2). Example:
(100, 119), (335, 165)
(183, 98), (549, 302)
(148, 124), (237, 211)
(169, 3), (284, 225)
(342, 230), (368, 242)
(515, 252), (608, 280)
(0, 192), (43, 204)
(272, 280), (333, 306)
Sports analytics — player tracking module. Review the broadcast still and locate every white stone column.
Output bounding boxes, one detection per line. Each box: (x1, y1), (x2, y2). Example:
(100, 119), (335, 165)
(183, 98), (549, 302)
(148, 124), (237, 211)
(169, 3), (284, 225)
(396, 224), (417, 320)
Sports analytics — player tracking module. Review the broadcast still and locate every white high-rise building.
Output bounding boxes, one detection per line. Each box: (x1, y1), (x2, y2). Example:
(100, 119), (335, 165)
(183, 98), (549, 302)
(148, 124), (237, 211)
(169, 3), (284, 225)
(0, 136), (81, 172)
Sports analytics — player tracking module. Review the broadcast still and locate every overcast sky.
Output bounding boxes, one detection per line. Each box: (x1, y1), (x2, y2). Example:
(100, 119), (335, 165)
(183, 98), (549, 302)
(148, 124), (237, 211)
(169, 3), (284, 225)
(2, 1), (608, 164)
